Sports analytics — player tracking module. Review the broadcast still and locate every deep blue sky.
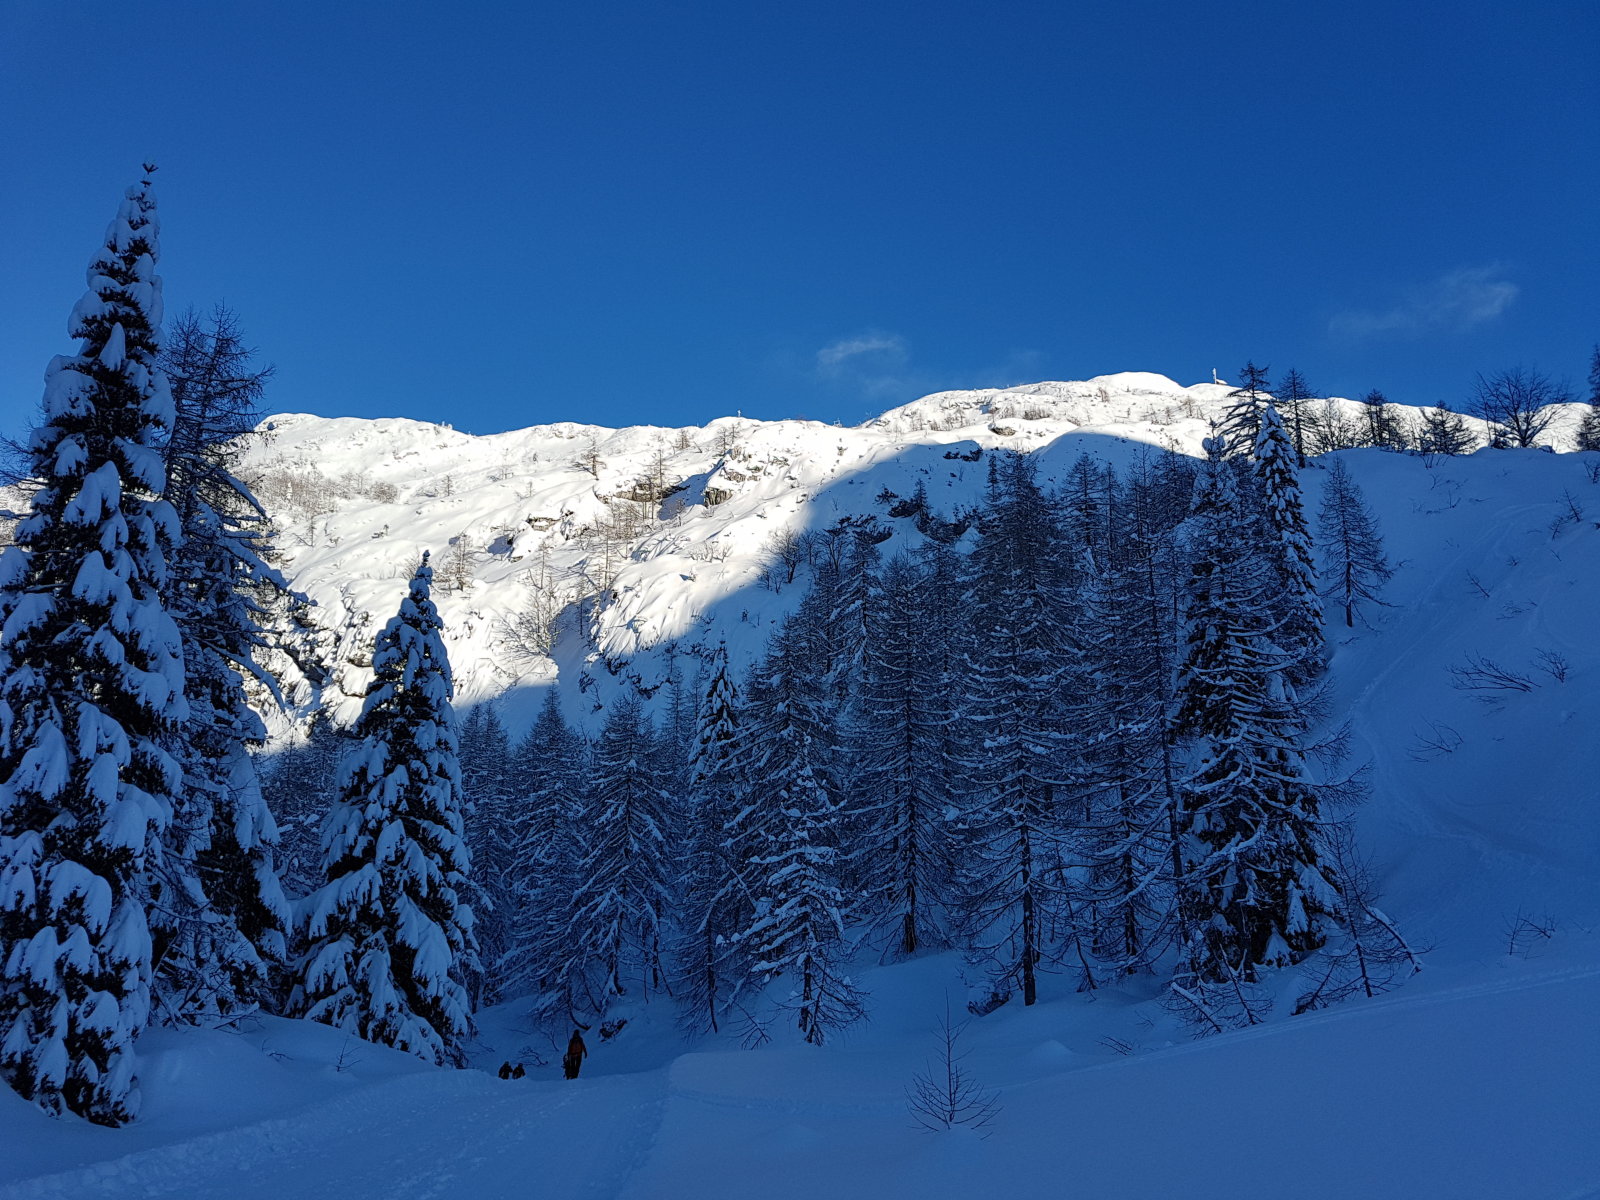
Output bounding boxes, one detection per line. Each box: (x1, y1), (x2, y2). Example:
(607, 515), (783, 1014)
(3, 1), (1596, 437)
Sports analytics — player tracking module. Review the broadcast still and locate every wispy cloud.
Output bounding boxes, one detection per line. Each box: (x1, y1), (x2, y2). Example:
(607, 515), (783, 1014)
(816, 332), (908, 373)
(1330, 266), (1519, 340)
(812, 332), (1046, 411)
(813, 331), (916, 401)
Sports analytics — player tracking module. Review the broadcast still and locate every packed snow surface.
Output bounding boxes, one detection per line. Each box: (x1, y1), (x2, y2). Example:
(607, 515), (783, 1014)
(3, 375), (1598, 1198)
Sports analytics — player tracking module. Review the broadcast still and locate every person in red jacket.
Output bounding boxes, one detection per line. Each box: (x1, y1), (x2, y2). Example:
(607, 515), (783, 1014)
(563, 1030), (588, 1080)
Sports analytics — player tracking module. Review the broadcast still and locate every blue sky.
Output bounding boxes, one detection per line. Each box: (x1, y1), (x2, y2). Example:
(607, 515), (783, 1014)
(3, 1), (1596, 437)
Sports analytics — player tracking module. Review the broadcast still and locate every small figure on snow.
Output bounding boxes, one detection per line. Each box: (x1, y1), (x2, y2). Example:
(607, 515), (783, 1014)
(511, 1063), (526, 1079)
(497, 1061), (513, 1080)
(563, 1030), (588, 1080)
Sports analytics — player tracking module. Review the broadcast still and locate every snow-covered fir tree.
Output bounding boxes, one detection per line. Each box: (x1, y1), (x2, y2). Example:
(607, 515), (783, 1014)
(1172, 439), (1340, 1028)
(557, 694), (672, 1015)
(458, 701), (514, 1004)
(736, 621), (863, 1043)
(150, 306), (290, 1022)
(1220, 361), (1273, 458)
(295, 553), (477, 1066)
(1251, 404), (1325, 685)
(1317, 458), (1393, 628)
(260, 712), (343, 902)
(954, 451), (1077, 1007)
(1070, 456), (1189, 978)
(511, 691), (589, 1011)
(0, 168), (186, 1124)
(847, 553), (957, 958)
(673, 639), (751, 1034)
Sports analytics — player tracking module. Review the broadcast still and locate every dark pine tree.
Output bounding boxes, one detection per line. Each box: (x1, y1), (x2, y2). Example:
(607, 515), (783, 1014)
(1317, 458), (1393, 628)
(1574, 346), (1600, 452)
(1273, 369), (1318, 465)
(1071, 455), (1189, 978)
(1220, 361), (1273, 458)
(458, 701), (514, 1004)
(1417, 402), (1477, 457)
(512, 690), (590, 1016)
(1357, 389), (1406, 451)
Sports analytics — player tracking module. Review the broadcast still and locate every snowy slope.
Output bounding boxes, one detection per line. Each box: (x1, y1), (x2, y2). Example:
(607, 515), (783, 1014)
(4, 376), (1599, 1199)
(236, 372), (1590, 739)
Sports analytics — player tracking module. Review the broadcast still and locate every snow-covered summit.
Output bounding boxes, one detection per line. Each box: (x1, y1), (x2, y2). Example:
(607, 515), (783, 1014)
(239, 373), (1580, 739)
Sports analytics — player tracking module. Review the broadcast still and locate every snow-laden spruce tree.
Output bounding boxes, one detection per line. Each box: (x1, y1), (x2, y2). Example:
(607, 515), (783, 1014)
(737, 621), (864, 1044)
(955, 451), (1076, 1007)
(673, 639), (754, 1034)
(811, 522), (882, 709)
(558, 694), (672, 1014)
(151, 306), (290, 1022)
(1317, 458), (1392, 628)
(513, 690), (588, 1016)
(1251, 404), (1325, 685)
(295, 553), (477, 1066)
(458, 701), (513, 1004)
(1273, 368), (1319, 465)
(0, 168), (186, 1124)
(260, 711), (343, 901)
(1172, 439), (1341, 1029)
(1219, 361), (1273, 458)
(1070, 456), (1189, 978)
(848, 553), (957, 958)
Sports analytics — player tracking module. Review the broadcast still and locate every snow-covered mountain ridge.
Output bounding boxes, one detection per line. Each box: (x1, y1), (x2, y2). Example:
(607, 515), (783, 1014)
(241, 371), (1588, 738)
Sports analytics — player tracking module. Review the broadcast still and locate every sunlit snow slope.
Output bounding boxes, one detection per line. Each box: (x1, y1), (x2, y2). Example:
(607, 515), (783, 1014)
(237, 372), (1590, 740)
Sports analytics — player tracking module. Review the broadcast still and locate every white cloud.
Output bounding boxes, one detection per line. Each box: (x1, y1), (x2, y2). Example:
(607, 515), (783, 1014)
(815, 332), (908, 372)
(1330, 266), (1519, 340)
(808, 331), (1046, 412)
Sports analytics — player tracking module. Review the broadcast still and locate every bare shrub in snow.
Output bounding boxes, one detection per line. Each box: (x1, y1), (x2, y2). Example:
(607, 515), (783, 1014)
(1449, 655), (1537, 694)
(1503, 911), (1557, 958)
(906, 1002), (1000, 1136)
(1407, 723), (1464, 761)
(1533, 648), (1570, 683)
(1293, 827), (1423, 1014)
